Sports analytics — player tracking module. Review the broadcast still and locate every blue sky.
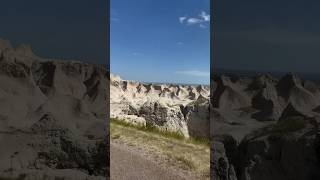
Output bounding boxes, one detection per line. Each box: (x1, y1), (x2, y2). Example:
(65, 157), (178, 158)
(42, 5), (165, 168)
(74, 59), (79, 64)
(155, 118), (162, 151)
(110, 0), (210, 85)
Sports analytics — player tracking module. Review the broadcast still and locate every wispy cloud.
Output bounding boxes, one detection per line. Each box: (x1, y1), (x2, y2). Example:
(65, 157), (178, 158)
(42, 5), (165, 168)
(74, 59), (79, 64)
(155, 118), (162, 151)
(179, 11), (210, 28)
(199, 11), (210, 21)
(187, 18), (203, 25)
(177, 42), (184, 45)
(175, 70), (209, 77)
(199, 24), (207, 29)
(179, 16), (187, 24)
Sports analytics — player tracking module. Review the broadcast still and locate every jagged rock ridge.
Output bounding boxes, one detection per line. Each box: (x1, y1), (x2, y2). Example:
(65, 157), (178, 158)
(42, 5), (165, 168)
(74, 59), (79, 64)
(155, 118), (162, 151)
(0, 39), (109, 179)
(210, 72), (320, 180)
(110, 73), (210, 138)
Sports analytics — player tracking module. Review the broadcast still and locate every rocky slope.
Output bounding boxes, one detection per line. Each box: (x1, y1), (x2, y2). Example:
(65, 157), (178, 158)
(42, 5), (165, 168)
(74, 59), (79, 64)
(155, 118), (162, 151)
(110, 74), (210, 138)
(0, 39), (109, 179)
(210, 73), (320, 180)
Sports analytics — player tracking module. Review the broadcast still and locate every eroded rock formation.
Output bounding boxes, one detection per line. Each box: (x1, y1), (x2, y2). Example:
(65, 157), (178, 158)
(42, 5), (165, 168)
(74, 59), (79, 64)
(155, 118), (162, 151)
(110, 73), (210, 138)
(211, 72), (320, 180)
(0, 39), (108, 179)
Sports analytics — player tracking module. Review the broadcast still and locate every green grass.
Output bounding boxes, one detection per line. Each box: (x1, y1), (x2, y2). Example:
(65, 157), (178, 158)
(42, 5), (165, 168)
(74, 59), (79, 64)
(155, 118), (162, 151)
(111, 118), (185, 140)
(270, 117), (306, 134)
(110, 118), (209, 146)
(189, 136), (210, 146)
(175, 156), (196, 170)
(110, 118), (210, 178)
(250, 117), (307, 140)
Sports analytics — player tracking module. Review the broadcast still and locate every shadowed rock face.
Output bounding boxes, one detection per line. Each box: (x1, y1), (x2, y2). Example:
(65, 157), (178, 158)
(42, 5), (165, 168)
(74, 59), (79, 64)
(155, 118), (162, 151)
(139, 101), (171, 126)
(211, 138), (238, 180)
(185, 96), (210, 138)
(110, 73), (210, 138)
(212, 74), (251, 110)
(0, 39), (109, 179)
(32, 62), (56, 95)
(211, 73), (320, 180)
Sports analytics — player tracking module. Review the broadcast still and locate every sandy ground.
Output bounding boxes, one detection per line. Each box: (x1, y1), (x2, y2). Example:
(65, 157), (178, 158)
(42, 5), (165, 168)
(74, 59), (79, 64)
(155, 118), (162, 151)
(110, 142), (190, 180)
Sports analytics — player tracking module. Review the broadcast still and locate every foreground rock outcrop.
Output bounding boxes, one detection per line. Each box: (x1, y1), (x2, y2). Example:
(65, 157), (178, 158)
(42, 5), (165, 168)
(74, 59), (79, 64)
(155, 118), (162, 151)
(210, 72), (320, 180)
(110, 74), (210, 138)
(0, 39), (109, 179)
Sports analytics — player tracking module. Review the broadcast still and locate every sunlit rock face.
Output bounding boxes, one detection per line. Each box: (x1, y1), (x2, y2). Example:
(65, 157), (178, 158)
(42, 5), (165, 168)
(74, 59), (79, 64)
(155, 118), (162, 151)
(110, 73), (210, 138)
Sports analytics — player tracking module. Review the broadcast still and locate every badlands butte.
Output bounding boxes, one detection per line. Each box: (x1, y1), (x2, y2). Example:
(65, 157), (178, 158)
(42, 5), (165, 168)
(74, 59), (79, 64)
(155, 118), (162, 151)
(110, 74), (210, 139)
(0, 39), (108, 179)
(211, 72), (320, 180)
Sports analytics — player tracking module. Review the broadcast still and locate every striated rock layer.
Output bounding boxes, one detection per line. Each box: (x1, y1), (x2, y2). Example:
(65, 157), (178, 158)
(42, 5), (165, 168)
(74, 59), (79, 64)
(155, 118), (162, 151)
(110, 74), (210, 138)
(211, 72), (320, 180)
(0, 39), (109, 179)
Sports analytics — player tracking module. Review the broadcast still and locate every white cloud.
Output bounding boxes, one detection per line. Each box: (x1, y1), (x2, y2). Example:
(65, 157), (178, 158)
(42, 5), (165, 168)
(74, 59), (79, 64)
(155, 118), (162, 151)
(187, 18), (203, 25)
(199, 11), (210, 22)
(175, 70), (209, 77)
(179, 11), (210, 28)
(179, 16), (187, 24)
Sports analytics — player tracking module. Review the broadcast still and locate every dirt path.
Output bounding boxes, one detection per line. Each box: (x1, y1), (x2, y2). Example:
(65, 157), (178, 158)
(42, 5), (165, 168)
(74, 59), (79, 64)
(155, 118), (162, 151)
(110, 142), (194, 180)
(110, 121), (210, 180)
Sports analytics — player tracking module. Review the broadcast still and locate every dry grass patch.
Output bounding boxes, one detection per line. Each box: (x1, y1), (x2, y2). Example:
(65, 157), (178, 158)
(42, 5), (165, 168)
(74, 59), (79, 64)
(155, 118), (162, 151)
(110, 118), (210, 179)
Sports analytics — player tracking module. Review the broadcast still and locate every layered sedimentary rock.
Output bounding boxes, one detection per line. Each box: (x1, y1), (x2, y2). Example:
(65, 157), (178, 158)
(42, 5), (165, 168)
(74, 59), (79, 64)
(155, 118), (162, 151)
(110, 73), (210, 138)
(211, 72), (320, 180)
(0, 39), (109, 179)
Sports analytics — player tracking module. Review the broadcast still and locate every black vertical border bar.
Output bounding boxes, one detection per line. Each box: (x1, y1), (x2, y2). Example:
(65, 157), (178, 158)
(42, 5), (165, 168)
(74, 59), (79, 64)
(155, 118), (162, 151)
(106, 0), (110, 179)
(210, 0), (216, 179)
(106, 0), (110, 70)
